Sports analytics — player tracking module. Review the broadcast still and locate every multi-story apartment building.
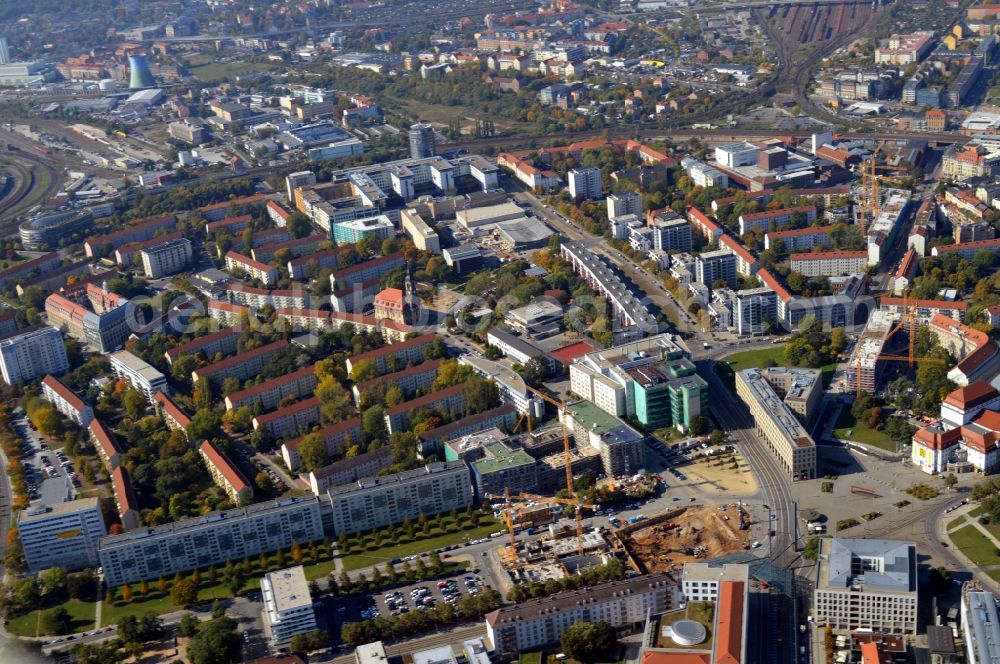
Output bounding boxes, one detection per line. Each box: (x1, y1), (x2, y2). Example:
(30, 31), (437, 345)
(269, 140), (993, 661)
(327, 462), (473, 535)
(109, 350), (169, 402)
(400, 208), (442, 253)
(99, 495), (325, 586)
(790, 250), (870, 277)
(140, 237), (193, 278)
(384, 384), (468, 435)
(486, 574), (674, 659)
(813, 538), (918, 634)
(880, 296), (967, 322)
(115, 230), (185, 268)
(345, 334), (435, 376)
(738, 206), (817, 235)
(89, 419), (124, 470)
(111, 466), (142, 531)
(253, 397), (322, 440)
(198, 194), (268, 222)
(255, 235), (327, 267)
(874, 32), (934, 65)
(941, 144), (1000, 180)
(304, 447), (394, 496)
(329, 253), (404, 291)
(192, 340), (289, 385)
(281, 418), (363, 471)
(567, 167), (602, 200)
(559, 242), (659, 339)
(199, 440), (253, 505)
(41, 374), (93, 428)
(681, 562), (750, 602)
(18, 498), (107, 572)
(470, 441), (538, 499)
(225, 365), (318, 412)
(262, 566), (317, 648)
(696, 250), (737, 288)
(607, 192), (642, 220)
(650, 215), (692, 252)
(286, 245), (351, 281)
(206, 214), (253, 238)
(682, 158), (728, 189)
(734, 287), (779, 336)
(225, 251), (279, 286)
(223, 285), (310, 310)
(164, 327), (240, 366)
(350, 359), (442, 407)
(0, 326), (69, 386)
(932, 237), (1000, 261)
(0, 252), (61, 288)
(45, 284), (140, 353)
(564, 400), (646, 478)
(83, 214), (177, 257)
(154, 391), (191, 433)
(273, 307), (411, 342)
(735, 367), (818, 480)
(720, 235), (759, 277)
(765, 225), (835, 252)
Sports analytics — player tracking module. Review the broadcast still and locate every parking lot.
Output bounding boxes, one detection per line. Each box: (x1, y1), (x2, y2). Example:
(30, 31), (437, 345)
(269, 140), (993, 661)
(14, 414), (78, 505)
(372, 572), (487, 618)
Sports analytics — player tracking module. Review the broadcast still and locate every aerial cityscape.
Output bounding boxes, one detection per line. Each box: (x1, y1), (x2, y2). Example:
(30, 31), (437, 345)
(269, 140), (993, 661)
(2, 0), (1000, 663)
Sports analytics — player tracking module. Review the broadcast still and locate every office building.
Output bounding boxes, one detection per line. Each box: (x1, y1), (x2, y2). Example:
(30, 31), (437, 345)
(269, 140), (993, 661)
(459, 355), (544, 419)
(681, 562), (750, 602)
(331, 214), (394, 246)
(715, 141), (759, 168)
(813, 538), (918, 634)
(419, 405), (518, 449)
(262, 566), (317, 648)
(285, 171), (318, 201)
(962, 586), (1000, 664)
(168, 120), (206, 145)
(466, 437), (538, 498)
(200, 440), (253, 505)
(696, 250), (737, 288)
(18, 499), (107, 572)
(109, 350), (168, 402)
(19, 209), (94, 250)
(41, 374), (93, 428)
(505, 301), (563, 338)
(409, 123), (436, 160)
(0, 326), (69, 385)
(874, 32), (934, 65)
(140, 237), (192, 278)
(568, 167), (602, 200)
(326, 462), (472, 535)
(45, 284), (139, 354)
(608, 192), (642, 220)
(735, 367), (818, 480)
(486, 328), (553, 372)
(98, 495), (325, 586)
(564, 400), (645, 477)
(682, 158), (728, 189)
(486, 574), (674, 659)
(790, 251), (870, 277)
(400, 208), (441, 253)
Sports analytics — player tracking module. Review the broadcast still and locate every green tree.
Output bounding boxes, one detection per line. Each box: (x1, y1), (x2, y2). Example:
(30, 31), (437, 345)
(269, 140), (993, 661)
(178, 613), (200, 637)
(287, 212), (312, 239)
(561, 621), (617, 664)
(186, 615), (241, 664)
(40, 606), (72, 635)
(170, 578), (198, 608)
(122, 388), (146, 421)
(298, 432), (328, 472)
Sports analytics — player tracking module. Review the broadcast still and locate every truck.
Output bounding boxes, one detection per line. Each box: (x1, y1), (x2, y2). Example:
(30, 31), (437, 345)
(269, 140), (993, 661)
(628, 515), (645, 524)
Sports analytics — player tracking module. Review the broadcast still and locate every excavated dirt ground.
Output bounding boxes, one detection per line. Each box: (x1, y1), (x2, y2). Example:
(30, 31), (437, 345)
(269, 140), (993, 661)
(627, 504), (752, 572)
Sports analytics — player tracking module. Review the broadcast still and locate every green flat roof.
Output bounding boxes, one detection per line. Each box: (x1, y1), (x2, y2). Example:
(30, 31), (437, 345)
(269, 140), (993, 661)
(472, 442), (535, 474)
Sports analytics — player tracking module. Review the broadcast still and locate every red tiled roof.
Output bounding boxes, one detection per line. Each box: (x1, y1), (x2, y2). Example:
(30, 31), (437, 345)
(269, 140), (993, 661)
(266, 199), (291, 219)
(933, 237), (1000, 253)
(715, 580), (745, 664)
(225, 284), (307, 298)
(287, 244), (356, 268)
(199, 439), (250, 493)
(860, 642), (891, 664)
(720, 235), (757, 264)
(348, 333), (436, 365)
(197, 339), (288, 376)
(0, 252), (60, 280)
(897, 249), (918, 278)
(880, 297), (968, 310)
(944, 381), (1000, 409)
(86, 214), (176, 245)
(330, 252), (403, 278)
(154, 391), (191, 428)
(374, 288), (404, 307)
(687, 205), (721, 233)
(198, 194), (267, 213)
(89, 419), (123, 458)
(206, 213), (252, 232)
(208, 300), (250, 316)
(253, 396), (321, 425)
(766, 225), (834, 239)
(111, 466), (139, 515)
(790, 250), (867, 261)
(740, 205), (816, 222)
(550, 340), (597, 365)
(642, 653), (711, 664)
(712, 189), (774, 208)
(42, 375), (86, 412)
(385, 383), (465, 416)
(165, 326), (240, 360)
(757, 268), (791, 302)
(225, 250), (273, 273)
(913, 425), (962, 450)
(226, 365), (316, 404)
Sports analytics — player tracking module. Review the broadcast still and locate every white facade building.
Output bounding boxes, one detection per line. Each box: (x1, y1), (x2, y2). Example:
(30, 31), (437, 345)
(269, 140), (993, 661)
(19, 499), (107, 572)
(262, 565), (317, 648)
(109, 350), (169, 402)
(568, 167), (602, 200)
(0, 326), (69, 385)
(140, 237), (193, 278)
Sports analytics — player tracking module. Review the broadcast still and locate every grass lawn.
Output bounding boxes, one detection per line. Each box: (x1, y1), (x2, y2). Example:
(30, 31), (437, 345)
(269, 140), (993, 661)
(190, 61), (279, 83)
(724, 347), (785, 373)
(832, 408), (897, 451)
(950, 524), (1000, 567)
(988, 569), (1000, 583)
(972, 505), (986, 518)
(340, 521), (501, 572)
(7, 600), (97, 637)
(102, 592), (178, 626)
(948, 515), (968, 531)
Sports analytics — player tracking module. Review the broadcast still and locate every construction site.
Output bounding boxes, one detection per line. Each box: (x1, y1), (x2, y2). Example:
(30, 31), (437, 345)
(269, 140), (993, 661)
(619, 505), (754, 574)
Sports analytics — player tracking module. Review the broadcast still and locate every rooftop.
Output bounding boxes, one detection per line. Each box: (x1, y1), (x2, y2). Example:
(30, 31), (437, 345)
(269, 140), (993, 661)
(819, 538), (916, 593)
(472, 441), (536, 475)
(327, 461), (466, 498)
(263, 565), (312, 615)
(736, 369), (815, 450)
(19, 496), (101, 523)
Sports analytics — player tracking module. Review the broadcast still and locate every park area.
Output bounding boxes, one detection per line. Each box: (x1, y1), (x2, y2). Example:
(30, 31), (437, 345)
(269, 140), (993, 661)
(832, 408), (897, 451)
(717, 347), (838, 390)
(6, 599), (96, 637)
